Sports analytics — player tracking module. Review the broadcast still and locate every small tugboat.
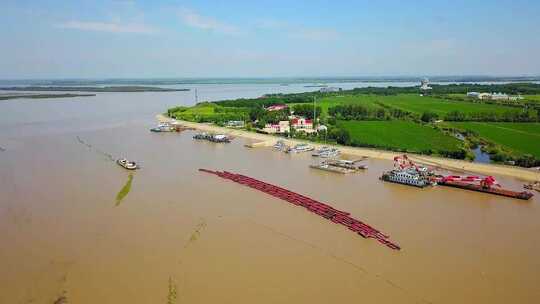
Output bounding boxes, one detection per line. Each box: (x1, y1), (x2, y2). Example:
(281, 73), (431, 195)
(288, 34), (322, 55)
(286, 143), (314, 153)
(312, 146), (340, 158)
(117, 158), (139, 170)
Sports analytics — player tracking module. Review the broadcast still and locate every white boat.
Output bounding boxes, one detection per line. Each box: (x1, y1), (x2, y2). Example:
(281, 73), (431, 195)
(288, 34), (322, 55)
(287, 143), (314, 153)
(117, 158), (139, 170)
(312, 146), (340, 158)
(150, 122), (172, 132)
(273, 140), (288, 151)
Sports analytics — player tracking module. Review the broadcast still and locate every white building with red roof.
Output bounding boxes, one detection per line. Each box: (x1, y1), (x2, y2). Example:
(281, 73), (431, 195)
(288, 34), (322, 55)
(262, 120), (290, 134)
(291, 117), (316, 133)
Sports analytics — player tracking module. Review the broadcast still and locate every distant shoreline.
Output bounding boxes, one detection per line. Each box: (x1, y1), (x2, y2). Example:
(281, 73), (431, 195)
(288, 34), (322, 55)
(1, 76), (539, 86)
(0, 86), (190, 93)
(156, 114), (540, 182)
(0, 93), (95, 100)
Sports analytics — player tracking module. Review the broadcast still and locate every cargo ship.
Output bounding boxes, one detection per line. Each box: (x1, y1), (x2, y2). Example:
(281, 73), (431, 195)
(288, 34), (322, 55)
(381, 168), (432, 188)
(438, 175), (533, 200)
(309, 163), (354, 174)
(380, 154), (433, 188)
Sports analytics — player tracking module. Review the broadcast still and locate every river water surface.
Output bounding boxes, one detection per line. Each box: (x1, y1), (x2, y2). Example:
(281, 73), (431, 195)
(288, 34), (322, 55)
(1, 83), (539, 304)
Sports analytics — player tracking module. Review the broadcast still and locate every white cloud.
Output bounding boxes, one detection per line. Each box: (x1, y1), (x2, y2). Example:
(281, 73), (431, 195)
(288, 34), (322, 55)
(178, 8), (240, 35)
(57, 21), (158, 34)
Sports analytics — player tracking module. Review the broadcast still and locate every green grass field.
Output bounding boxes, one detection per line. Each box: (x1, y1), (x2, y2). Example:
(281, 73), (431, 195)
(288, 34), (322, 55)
(524, 95), (540, 103)
(169, 103), (248, 122)
(372, 94), (522, 116)
(311, 94), (524, 117)
(337, 120), (462, 153)
(448, 122), (540, 157)
(291, 95), (382, 117)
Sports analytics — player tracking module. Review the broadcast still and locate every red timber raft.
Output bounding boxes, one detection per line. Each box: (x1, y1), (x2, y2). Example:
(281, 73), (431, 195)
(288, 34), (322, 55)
(199, 169), (401, 251)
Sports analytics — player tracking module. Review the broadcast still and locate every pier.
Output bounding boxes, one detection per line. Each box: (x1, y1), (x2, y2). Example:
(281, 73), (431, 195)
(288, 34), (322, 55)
(199, 169), (401, 250)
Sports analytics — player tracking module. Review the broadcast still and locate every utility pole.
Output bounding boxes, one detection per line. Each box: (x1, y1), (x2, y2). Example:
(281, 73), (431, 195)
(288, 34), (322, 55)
(195, 88), (199, 104)
(313, 96), (316, 125)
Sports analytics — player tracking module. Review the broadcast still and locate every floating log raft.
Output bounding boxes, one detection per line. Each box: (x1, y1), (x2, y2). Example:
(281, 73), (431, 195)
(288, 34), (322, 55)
(199, 169), (400, 250)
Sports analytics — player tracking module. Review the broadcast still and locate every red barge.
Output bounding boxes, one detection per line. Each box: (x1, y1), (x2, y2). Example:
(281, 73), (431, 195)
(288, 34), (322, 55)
(199, 168), (401, 251)
(437, 175), (533, 200)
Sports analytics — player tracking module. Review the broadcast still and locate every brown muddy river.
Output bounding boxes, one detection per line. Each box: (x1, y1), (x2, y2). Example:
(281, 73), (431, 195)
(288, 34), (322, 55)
(1, 84), (539, 304)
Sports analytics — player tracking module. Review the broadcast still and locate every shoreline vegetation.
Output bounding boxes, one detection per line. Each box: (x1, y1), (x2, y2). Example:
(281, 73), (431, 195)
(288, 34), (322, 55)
(0, 86), (189, 92)
(0, 93), (95, 100)
(165, 82), (540, 172)
(157, 114), (540, 182)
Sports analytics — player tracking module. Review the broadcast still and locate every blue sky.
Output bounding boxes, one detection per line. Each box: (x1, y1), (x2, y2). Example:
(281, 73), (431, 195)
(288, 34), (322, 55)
(1, 0), (539, 78)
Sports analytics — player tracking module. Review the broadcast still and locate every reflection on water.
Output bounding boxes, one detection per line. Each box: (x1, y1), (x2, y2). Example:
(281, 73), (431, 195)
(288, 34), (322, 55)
(115, 174), (134, 206)
(167, 277), (178, 304)
(184, 219), (207, 248)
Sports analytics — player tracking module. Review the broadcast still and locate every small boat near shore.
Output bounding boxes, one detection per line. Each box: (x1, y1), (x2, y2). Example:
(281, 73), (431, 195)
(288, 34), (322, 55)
(286, 143), (314, 153)
(312, 146), (340, 158)
(117, 158), (139, 170)
(273, 140), (289, 152)
(150, 122), (172, 132)
(193, 132), (231, 143)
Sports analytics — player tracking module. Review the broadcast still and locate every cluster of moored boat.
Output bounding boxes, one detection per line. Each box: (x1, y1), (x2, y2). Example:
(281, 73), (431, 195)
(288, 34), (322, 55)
(193, 132), (231, 143)
(273, 141), (340, 157)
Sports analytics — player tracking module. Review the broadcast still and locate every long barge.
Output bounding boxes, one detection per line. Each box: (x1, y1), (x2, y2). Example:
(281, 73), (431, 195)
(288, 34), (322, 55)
(438, 180), (533, 200)
(309, 163), (355, 174)
(199, 168), (400, 250)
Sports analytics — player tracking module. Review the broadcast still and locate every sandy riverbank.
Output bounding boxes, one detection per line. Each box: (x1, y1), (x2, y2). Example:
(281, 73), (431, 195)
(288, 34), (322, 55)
(157, 114), (540, 182)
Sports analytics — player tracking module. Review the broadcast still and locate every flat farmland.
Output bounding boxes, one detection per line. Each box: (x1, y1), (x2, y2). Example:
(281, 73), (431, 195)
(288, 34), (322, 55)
(449, 122), (540, 157)
(337, 120), (462, 153)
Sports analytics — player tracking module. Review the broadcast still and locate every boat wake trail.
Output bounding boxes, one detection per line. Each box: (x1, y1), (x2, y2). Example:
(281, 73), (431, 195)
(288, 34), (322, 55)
(76, 136), (115, 161)
(247, 220), (434, 304)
